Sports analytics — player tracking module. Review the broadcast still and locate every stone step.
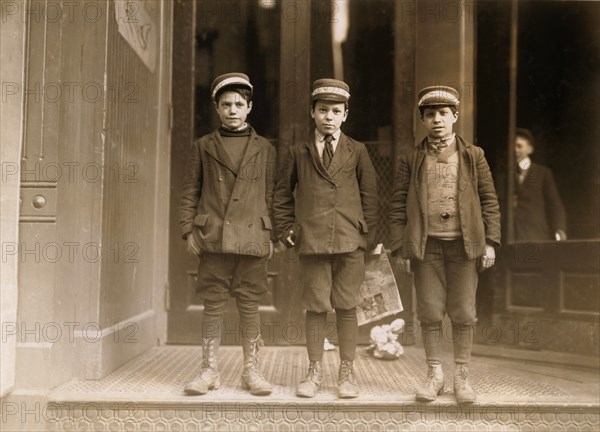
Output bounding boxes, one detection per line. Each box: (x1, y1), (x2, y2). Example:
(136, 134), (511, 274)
(6, 345), (598, 431)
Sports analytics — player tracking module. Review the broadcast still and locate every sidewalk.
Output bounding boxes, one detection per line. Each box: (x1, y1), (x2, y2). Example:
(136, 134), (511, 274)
(42, 345), (599, 431)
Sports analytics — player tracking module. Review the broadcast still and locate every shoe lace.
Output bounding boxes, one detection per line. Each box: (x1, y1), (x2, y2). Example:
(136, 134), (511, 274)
(455, 365), (469, 385)
(425, 365), (441, 384)
(244, 337), (266, 381)
(201, 339), (217, 370)
(339, 361), (354, 383)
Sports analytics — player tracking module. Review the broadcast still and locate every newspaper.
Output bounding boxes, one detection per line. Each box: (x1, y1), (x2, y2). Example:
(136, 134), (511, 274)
(357, 244), (403, 326)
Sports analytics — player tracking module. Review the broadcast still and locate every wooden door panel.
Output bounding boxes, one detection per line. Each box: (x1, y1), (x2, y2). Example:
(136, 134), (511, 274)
(490, 241), (600, 356)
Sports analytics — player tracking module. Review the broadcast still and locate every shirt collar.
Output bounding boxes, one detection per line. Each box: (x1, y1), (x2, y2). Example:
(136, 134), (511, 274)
(315, 128), (342, 143)
(518, 157), (531, 170)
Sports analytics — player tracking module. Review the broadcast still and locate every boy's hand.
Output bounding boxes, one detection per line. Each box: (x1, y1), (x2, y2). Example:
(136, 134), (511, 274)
(186, 233), (201, 255)
(284, 230), (296, 248)
(394, 256), (411, 273)
(479, 245), (496, 270)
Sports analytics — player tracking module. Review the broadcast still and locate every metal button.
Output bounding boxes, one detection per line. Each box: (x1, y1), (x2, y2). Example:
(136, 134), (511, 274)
(218, 176), (223, 182)
(248, 223), (253, 228)
(225, 219), (231, 224)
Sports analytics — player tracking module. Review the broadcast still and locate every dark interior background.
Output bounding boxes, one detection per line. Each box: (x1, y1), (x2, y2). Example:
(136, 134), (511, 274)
(477, 0), (600, 241)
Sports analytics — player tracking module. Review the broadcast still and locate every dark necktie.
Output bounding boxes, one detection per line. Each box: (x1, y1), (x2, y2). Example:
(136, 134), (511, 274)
(323, 134), (334, 169)
(517, 166), (526, 184)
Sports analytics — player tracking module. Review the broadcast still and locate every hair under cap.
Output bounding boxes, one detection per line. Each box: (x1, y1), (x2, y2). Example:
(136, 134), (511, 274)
(211, 72), (253, 100)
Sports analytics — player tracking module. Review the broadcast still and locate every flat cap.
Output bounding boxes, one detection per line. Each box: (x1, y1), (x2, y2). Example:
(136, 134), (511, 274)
(417, 85), (460, 108)
(312, 78), (350, 103)
(211, 72), (253, 100)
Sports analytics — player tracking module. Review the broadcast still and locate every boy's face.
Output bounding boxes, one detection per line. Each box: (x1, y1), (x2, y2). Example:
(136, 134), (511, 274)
(421, 106), (458, 139)
(214, 91), (252, 130)
(311, 100), (348, 135)
(515, 136), (534, 162)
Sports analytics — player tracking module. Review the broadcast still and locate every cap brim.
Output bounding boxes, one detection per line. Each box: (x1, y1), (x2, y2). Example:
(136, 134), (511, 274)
(419, 100), (459, 107)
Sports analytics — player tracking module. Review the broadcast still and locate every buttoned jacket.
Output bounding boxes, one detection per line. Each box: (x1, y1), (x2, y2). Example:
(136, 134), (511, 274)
(273, 132), (379, 255)
(179, 128), (277, 257)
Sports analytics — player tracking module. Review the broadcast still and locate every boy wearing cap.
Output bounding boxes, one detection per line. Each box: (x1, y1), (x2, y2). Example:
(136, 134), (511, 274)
(497, 128), (567, 242)
(389, 86), (500, 403)
(273, 79), (378, 399)
(179, 73), (277, 396)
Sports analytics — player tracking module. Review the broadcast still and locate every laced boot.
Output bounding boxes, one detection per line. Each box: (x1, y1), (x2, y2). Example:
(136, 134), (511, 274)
(296, 360), (323, 398)
(337, 360), (359, 398)
(452, 323), (476, 403)
(184, 338), (220, 395)
(415, 364), (444, 402)
(454, 364), (476, 403)
(240, 335), (272, 396)
(415, 321), (444, 401)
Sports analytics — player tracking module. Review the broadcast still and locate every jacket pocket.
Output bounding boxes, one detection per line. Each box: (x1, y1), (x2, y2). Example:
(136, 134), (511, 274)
(193, 214), (209, 227)
(358, 219), (369, 234)
(261, 215), (273, 230)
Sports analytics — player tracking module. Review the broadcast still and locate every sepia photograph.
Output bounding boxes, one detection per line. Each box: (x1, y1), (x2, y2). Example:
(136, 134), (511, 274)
(1, 0), (599, 430)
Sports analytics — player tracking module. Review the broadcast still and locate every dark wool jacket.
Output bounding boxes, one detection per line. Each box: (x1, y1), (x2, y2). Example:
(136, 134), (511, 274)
(389, 136), (501, 260)
(273, 132), (379, 255)
(179, 127), (277, 257)
(496, 163), (566, 242)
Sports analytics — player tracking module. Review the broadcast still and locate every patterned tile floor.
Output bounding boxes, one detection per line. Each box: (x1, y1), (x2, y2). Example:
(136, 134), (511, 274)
(51, 345), (599, 405)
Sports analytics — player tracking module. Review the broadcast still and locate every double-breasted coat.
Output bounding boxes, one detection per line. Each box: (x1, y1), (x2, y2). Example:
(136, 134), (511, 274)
(179, 128), (277, 257)
(273, 133), (379, 255)
(389, 136), (501, 260)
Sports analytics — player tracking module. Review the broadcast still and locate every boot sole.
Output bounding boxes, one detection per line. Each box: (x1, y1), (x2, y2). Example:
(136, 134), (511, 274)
(415, 386), (444, 402)
(455, 396), (477, 404)
(296, 382), (320, 398)
(241, 380), (272, 396)
(184, 379), (220, 396)
(249, 389), (272, 396)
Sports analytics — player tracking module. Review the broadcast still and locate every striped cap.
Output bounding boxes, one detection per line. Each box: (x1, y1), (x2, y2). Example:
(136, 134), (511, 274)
(417, 86), (460, 108)
(211, 73), (253, 100)
(311, 78), (350, 103)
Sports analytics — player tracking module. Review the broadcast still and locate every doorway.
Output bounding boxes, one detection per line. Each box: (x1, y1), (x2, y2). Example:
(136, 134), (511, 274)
(167, 0), (406, 346)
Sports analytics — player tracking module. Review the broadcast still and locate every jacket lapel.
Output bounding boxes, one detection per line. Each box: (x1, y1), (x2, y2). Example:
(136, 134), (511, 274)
(457, 136), (474, 192)
(305, 137), (333, 182)
(414, 139), (427, 207)
(205, 131), (238, 174)
(238, 129), (261, 171)
(327, 133), (353, 177)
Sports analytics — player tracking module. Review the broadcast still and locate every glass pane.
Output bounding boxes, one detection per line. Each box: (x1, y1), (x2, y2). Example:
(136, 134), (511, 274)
(194, 0), (281, 141)
(506, 1), (599, 243)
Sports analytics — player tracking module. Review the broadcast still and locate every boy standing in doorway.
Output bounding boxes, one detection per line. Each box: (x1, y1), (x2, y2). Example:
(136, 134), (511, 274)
(179, 73), (277, 396)
(274, 79), (378, 398)
(389, 86), (501, 403)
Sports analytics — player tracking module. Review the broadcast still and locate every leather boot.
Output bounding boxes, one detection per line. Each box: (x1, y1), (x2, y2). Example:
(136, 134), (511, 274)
(184, 338), (221, 395)
(453, 323), (476, 403)
(454, 364), (476, 403)
(415, 322), (444, 402)
(416, 364), (444, 402)
(296, 360), (323, 398)
(337, 360), (359, 399)
(240, 335), (272, 396)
